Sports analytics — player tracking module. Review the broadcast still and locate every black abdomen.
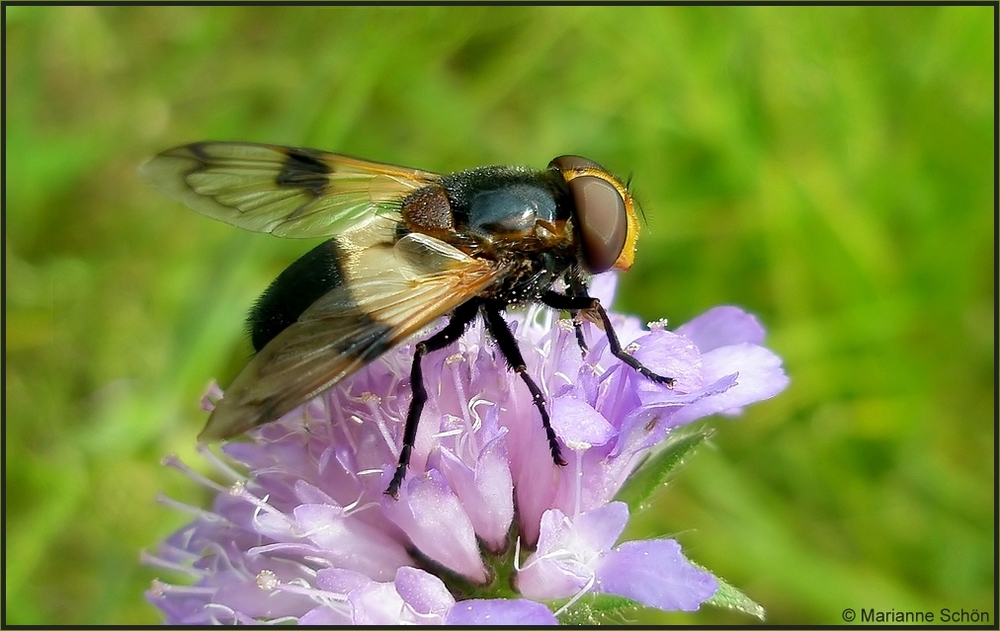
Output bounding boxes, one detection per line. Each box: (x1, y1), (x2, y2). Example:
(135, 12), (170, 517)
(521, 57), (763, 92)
(248, 239), (345, 352)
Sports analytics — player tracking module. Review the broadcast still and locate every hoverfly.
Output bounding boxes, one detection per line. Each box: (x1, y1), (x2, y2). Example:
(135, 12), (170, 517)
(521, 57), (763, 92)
(142, 142), (674, 497)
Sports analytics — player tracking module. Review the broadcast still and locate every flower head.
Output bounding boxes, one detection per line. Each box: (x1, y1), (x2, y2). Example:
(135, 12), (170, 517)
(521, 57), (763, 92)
(145, 274), (788, 624)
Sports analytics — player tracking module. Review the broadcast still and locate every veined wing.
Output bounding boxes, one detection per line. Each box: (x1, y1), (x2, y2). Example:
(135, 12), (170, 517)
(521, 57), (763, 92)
(200, 231), (504, 440)
(141, 142), (440, 238)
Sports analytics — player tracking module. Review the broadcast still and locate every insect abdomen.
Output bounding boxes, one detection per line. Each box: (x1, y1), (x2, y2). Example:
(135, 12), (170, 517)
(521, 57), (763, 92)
(248, 239), (345, 352)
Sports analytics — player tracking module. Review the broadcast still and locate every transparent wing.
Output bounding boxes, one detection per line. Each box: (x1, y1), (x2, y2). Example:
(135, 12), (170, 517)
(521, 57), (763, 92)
(141, 141), (440, 238)
(200, 232), (505, 440)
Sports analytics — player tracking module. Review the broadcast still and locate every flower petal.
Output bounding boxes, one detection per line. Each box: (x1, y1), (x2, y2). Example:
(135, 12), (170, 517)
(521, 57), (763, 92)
(551, 396), (616, 450)
(394, 566), (455, 619)
(445, 598), (559, 625)
(316, 567), (371, 594)
(596, 539), (718, 612)
(675, 305), (766, 350)
(432, 430), (514, 551)
(350, 581), (408, 624)
(516, 511), (592, 600)
(589, 271), (619, 306)
(629, 330), (703, 394)
(298, 605), (352, 625)
(285, 503), (410, 579)
(573, 501), (629, 551)
(516, 503), (629, 600)
(669, 343), (788, 426)
(382, 470), (489, 583)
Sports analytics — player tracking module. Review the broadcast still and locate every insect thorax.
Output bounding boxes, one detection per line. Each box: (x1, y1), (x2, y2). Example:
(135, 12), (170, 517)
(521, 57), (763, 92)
(486, 249), (580, 307)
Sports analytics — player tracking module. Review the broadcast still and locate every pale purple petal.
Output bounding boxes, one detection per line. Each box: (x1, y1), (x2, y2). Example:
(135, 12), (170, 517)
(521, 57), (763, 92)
(589, 313), (649, 364)
(310, 567), (512, 625)
(299, 605), (352, 625)
(431, 430), (514, 551)
(394, 567), (455, 620)
(611, 372), (740, 458)
(200, 381), (224, 412)
(286, 503), (409, 579)
(290, 479), (336, 504)
(516, 503), (629, 600)
(628, 330), (704, 394)
(572, 501), (629, 551)
(314, 567), (455, 625)
(316, 567), (371, 594)
(675, 305), (766, 350)
(670, 343), (788, 426)
(503, 382), (562, 546)
(596, 539), (718, 611)
(445, 598), (558, 625)
(589, 271), (619, 306)
(382, 470), (489, 583)
(208, 560), (317, 621)
(551, 396), (616, 450)
(516, 510), (591, 599)
(350, 581), (409, 625)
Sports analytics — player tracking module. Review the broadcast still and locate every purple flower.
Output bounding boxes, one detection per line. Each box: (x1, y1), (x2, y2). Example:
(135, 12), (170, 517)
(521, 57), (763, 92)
(145, 273), (788, 624)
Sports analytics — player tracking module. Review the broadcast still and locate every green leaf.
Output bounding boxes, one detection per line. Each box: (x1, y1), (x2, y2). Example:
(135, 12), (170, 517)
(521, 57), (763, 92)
(700, 565), (766, 621)
(556, 593), (643, 625)
(613, 427), (715, 512)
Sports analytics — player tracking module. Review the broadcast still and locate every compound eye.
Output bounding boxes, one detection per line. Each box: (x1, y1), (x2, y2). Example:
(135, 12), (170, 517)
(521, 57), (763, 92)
(569, 175), (628, 274)
(549, 155), (604, 173)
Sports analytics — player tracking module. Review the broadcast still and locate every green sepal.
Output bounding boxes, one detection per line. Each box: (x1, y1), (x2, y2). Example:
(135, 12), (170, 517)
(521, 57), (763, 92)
(698, 564), (766, 621)
(555, 593), (643, 625)
(613, 426), (715, 512)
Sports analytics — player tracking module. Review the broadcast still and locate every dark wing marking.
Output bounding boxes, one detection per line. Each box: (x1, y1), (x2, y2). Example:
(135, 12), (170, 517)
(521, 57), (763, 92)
(199, 232), (504, 440)
(141, 142), (440, 238)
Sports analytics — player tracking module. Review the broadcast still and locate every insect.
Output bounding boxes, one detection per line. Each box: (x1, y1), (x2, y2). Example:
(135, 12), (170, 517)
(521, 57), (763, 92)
(142, 142), (674, 497)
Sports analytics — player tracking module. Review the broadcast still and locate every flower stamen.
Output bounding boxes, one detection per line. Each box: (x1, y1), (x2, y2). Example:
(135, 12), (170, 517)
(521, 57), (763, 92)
(161, 454), (229, 493)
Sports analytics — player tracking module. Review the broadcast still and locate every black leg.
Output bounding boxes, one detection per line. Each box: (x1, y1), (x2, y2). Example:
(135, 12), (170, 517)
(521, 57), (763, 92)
(481, 303), (567, 469)
(541, 291), (676, 388)
(385, 299), (481, 497)
(567, 276), (590, 354)
(571, 315), (589, 354)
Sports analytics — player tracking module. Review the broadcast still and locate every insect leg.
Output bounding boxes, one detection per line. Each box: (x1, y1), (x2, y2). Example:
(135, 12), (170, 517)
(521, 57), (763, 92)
(385, 299), (481, 498)
(541, 291), (676, 388)
(481, 303), (567, 469)
(572, 320), (588, 353)
(567, 275), (590, 354)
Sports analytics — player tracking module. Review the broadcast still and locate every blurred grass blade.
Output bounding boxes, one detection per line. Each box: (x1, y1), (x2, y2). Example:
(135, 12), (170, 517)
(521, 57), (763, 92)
(614, 427), (715, 512)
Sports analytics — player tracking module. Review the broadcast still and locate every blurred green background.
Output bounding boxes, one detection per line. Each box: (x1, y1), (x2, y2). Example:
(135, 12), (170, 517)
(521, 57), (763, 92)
(5, 5), (994, 625)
